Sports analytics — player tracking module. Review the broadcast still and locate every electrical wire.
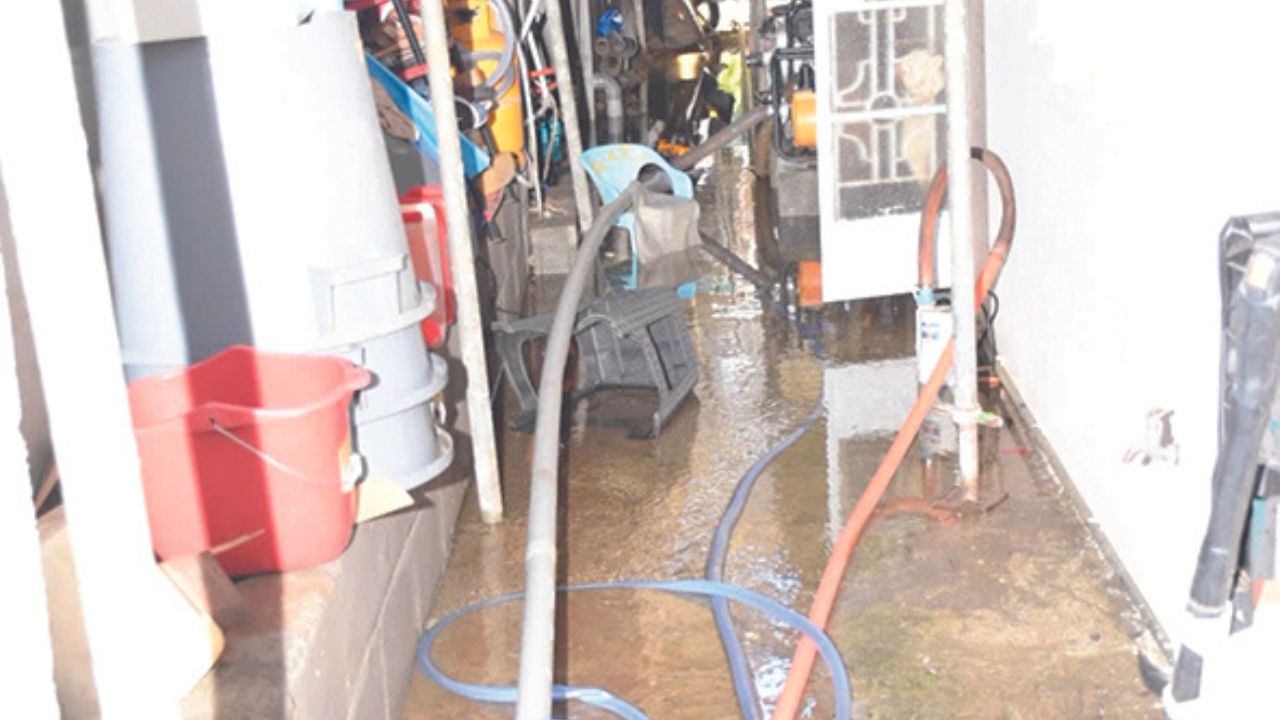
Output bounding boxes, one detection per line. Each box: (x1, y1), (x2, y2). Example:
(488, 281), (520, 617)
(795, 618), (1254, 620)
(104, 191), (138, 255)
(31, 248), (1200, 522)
(518, 0), (546, 41)
(517, 39), (544, 211)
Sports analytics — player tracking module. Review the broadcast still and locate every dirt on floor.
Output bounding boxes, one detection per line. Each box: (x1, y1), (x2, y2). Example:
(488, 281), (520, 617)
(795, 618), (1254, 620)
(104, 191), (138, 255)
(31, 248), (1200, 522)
(401, 149), (1161, 719)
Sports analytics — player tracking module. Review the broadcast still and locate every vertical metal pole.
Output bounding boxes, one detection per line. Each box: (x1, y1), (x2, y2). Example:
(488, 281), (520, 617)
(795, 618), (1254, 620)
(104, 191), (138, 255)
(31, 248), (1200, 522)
(944, 0), (980, 499)
(578, 0), (597, 144)
(421, 0), (505, 524)
(0, 0), (179, 715)
(633, 0), (648, 133)
(543, 0), (596, 232)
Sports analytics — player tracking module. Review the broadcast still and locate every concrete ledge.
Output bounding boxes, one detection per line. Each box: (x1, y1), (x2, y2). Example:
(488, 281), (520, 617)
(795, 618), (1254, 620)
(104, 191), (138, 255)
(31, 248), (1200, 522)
(181, 475), (468, 720)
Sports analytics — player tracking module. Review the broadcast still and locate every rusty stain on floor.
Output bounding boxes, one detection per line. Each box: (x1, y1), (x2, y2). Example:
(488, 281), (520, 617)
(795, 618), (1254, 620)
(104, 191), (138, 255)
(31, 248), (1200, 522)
(401, 150), (1160, 719)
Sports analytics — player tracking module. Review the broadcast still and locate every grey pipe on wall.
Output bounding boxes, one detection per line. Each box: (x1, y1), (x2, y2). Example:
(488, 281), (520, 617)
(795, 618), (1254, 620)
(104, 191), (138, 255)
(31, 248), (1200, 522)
(592, 75), (623, 143)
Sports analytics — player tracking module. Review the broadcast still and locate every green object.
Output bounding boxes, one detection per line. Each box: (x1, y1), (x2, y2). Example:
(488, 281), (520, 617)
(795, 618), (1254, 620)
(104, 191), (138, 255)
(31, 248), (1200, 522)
(717, 52), (744, 116)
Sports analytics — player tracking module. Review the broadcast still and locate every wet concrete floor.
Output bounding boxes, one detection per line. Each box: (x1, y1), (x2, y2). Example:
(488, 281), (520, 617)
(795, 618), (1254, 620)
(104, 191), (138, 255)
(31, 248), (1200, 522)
(402, 151), (1161, 719)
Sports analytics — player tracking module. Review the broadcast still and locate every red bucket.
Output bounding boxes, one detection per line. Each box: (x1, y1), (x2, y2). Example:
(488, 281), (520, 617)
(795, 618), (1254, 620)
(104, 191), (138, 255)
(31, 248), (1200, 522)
(128, 346), (372, 577)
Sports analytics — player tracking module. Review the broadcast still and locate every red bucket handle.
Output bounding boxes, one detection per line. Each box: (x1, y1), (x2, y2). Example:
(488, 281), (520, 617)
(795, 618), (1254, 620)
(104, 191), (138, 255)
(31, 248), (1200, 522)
(205, 418), (365, 490)
(190, 363), (372, 430)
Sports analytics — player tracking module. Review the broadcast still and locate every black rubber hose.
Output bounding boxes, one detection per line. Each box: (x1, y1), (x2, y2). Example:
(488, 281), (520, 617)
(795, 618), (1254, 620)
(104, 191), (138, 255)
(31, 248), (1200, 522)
(671, 104), (772, 171)
(1189, 238), (1280, 614)
(699, 231), (774, 290)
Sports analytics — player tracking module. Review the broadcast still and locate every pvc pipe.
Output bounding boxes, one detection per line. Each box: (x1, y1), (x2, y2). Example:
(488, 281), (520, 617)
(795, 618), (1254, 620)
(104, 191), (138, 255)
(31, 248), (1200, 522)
(420, 0), (505, 524)
(592, 75), (624, 143)
(942, 0), (980, 500)
(578, 0), (596, 139)
(540, 0), (595, 232)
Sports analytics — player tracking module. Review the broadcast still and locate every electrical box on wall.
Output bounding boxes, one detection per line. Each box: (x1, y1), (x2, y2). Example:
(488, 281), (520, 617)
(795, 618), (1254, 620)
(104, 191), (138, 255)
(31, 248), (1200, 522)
(814, 0), (953, 302)
(915, 303), (954, 386)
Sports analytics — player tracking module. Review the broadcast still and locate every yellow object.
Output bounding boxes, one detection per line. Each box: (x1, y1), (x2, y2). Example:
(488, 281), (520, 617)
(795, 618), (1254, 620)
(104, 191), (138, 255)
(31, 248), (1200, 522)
(791, 90), (817, 149)
(447, 0), (524, 154)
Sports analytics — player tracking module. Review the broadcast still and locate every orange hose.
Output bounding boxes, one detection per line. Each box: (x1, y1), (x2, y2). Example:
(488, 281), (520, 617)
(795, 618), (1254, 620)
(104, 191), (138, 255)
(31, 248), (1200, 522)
(771, 149), (1015, 720)
(918, 148), (1016, 291)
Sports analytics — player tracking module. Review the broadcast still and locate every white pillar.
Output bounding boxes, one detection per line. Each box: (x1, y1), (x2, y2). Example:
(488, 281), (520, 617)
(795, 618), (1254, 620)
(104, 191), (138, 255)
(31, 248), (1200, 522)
(543, 0), (595, 231)
(0, 244), (60, 720)
(944, 0), (981, 499)
(420, 0), (505, 524)
(0, 0), (179, 715)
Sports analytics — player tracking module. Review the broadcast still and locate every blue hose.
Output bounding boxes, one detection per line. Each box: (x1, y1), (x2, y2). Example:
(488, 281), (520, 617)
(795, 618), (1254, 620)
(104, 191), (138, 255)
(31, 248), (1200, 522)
(705, 292), (829, 719)
(416, 579), (853, 720)
(705, 402), (824, 720)
(415, 286), (844, 719)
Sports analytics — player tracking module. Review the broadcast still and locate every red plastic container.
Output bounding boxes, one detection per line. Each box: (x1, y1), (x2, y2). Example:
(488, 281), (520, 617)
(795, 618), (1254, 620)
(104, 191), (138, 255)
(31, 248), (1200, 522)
(128, 346), (371, 577)
(400, 185), (455, 348)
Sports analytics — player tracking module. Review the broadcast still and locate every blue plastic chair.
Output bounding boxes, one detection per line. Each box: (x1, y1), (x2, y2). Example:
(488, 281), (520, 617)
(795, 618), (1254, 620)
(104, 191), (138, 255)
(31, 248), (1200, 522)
(581, 144), (698, 299)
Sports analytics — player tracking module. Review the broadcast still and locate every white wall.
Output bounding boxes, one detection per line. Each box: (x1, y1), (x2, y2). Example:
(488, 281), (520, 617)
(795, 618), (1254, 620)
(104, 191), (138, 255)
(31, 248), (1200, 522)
(985, 2), (1280, 635)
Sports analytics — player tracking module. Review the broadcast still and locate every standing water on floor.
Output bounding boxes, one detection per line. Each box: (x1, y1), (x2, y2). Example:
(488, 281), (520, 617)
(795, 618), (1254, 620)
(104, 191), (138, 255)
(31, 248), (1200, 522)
(402, 149), (1160, 719)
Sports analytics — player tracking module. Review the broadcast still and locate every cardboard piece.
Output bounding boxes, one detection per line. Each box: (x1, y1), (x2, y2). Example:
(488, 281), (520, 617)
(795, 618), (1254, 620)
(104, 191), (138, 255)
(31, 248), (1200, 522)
(160, 551), (253, 630)
(355, 475), (414, 524)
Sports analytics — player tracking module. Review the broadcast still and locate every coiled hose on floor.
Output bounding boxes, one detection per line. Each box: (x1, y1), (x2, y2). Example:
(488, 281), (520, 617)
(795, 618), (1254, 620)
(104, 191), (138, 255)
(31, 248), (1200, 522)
(415, 107), (850, 719)
(416, 292), (839, 720)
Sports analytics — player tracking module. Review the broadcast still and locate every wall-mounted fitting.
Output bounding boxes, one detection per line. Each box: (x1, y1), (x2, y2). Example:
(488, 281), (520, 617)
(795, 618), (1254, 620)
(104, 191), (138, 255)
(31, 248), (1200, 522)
(1124, 408), (1180, 465)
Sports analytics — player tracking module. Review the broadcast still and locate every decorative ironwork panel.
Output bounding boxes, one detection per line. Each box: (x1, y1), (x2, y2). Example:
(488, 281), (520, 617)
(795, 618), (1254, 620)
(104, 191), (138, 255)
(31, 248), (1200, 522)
(824, 1), (946, 221)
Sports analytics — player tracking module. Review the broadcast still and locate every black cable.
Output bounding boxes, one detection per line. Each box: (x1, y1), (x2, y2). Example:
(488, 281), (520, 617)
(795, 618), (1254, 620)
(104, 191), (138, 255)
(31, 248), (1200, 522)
(978, 290), (1000, 370)
(390, 0), (428, 69)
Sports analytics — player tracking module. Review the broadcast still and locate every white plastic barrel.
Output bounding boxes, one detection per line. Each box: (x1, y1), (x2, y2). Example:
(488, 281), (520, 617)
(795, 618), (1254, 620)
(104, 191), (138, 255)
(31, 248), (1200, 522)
(93, 13), (451, 488)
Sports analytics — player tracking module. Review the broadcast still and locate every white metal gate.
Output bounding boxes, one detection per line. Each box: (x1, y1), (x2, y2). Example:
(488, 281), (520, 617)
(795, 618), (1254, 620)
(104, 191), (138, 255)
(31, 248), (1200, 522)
(814, 0), (953, 301)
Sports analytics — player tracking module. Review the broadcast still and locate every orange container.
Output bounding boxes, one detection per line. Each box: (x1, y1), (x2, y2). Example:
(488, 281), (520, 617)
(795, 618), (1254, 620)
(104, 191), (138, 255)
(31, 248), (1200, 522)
(791, 90), (817, 149)
(128, 346), (371, 577)
(797, 260), (823, 307)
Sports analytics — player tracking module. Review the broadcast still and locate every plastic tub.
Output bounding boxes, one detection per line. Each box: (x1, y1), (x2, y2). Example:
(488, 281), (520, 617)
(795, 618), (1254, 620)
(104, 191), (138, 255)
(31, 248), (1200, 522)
(128, 346), (371, 577)
(327, 316), (455, 490)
